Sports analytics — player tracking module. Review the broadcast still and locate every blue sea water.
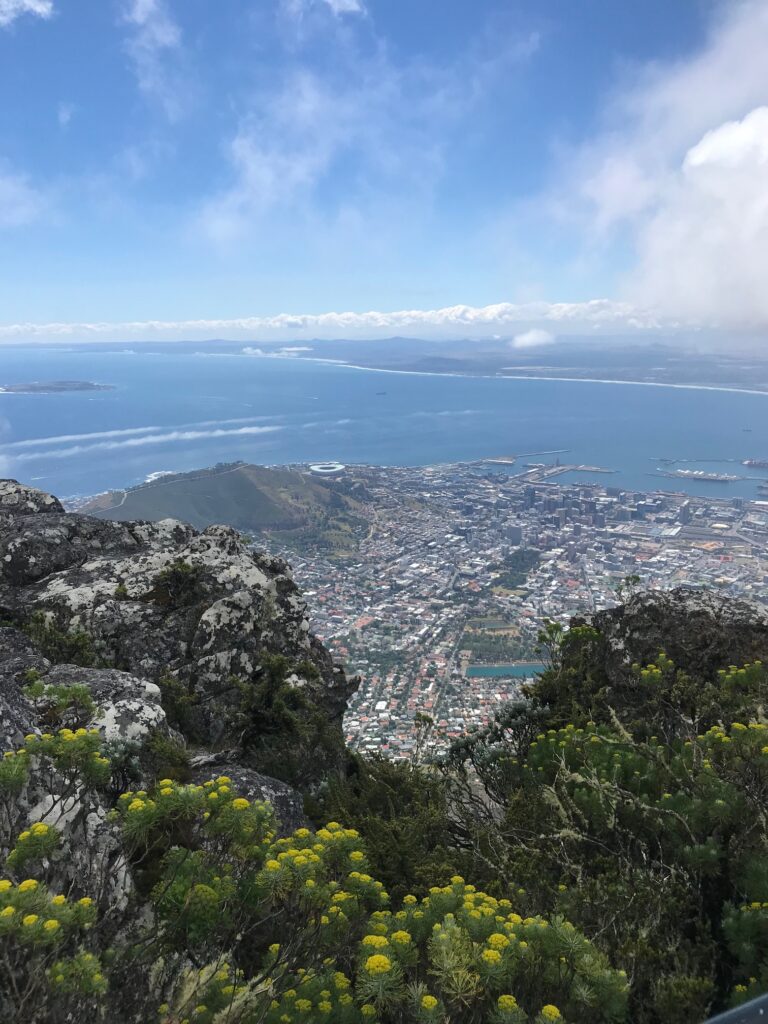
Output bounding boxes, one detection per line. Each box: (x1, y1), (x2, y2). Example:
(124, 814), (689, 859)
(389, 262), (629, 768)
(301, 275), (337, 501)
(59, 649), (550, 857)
(1, 343), (768, 500)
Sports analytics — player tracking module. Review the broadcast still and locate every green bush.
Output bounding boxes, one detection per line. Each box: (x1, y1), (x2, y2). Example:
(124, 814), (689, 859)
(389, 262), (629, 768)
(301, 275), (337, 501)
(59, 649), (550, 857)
(142, 730), (192, 784)
(22, 680), (95, 729)
(157, 672), (200, 734)
(313, 755), (476, 903)
(4, 609), (768, 1022)
(0, 729), (627, 1024)
(23, 612), (99, 668)
(231, 655), (348, 786)
(149, 560), (206, 609)
(440, 644), (768, 1022)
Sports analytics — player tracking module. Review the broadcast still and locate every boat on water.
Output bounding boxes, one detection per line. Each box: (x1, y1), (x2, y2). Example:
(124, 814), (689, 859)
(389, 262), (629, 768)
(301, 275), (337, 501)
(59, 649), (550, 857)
(656, 468), (741, 482)
(743, 459), (768, 468)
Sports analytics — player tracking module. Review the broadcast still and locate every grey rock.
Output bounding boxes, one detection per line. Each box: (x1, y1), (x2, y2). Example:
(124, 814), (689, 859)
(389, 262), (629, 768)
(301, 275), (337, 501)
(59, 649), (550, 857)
(586, 586), (768, 682)
(42, 664), (170, 744)
(0, 479), (356, 784)
(189, 753), (308, 834)
(0, 626), (41, 749)
(0, 479), (63, 523)
(21, 784), (132, 909)
(0, 625), (171, 748)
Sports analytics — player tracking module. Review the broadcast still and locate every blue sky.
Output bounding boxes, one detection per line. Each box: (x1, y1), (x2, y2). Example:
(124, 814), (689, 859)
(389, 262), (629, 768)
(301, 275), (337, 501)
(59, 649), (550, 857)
(1, 0), (768, 342)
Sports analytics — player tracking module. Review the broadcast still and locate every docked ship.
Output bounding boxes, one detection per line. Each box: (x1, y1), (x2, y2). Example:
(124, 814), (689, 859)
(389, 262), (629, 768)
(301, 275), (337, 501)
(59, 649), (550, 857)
(656, 468), (741, 483)
(743, 459), (768, 469)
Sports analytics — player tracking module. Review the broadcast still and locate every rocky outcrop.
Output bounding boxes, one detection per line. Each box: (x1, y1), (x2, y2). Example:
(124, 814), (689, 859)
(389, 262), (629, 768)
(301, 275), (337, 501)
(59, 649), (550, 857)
(0, 479), (63, 524)
(0, 625), (170, 751)
(0, 627), (43, 750)
(0, 475), (360, 910)
(0, 479), (357, 787)
(587, 587), (768, 682)
(0, 619), (307, 907)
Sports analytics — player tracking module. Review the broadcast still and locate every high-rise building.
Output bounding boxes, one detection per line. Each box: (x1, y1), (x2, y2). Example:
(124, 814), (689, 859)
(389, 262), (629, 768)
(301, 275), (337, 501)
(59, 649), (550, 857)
(505, 523), (524, 545)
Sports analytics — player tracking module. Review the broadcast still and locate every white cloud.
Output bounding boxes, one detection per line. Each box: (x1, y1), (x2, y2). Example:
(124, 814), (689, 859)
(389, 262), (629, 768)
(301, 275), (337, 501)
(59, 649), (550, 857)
(1, 416), (273, 450)
(0, 0), (52, 28)
(11, 425), (281, 463)
(510, 328), (555, 350)
(281, 0), (363, 20)
(629, 106), (768, 327)
(0, 164), (45, 227)
(571, 1), (768, 229)
(323, 0), (363, 13)
(555, 0), (768, 328)
(121, 0), (186, 120)
(198, 13), (537, 244)
(57, 101), (74, 128)
(0, 299), (661, 344)
(199, 71), (355, 243)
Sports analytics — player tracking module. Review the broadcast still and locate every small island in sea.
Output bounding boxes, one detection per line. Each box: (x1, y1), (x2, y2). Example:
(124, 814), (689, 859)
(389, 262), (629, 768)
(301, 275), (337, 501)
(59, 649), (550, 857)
(0, 380), (114, 394)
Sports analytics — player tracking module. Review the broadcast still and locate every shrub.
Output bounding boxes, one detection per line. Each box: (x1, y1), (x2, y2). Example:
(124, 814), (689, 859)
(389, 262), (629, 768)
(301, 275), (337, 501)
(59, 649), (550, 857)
(24, 612), (98, 668)
(149, 560), (206, 609)
(22, 680), (96, 729)
(442, 650), (768, 1022)
(157, 672), (200, 734)
(142, 730), (192, 784)
(0, 730), (627, 1024)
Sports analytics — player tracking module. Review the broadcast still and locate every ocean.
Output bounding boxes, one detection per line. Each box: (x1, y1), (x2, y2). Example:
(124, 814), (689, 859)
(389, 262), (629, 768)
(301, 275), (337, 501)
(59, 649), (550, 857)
(1, 343), (768, 500)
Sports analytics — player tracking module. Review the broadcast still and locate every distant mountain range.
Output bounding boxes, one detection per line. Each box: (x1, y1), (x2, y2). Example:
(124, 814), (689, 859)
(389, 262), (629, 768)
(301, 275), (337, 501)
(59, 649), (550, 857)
(110, 337), (768, 393)
(288, 337), (768, 391)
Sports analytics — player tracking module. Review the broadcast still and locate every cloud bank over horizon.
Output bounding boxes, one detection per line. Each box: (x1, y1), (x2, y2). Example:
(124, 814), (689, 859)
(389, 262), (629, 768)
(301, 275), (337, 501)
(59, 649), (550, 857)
(0, 299), (667, 344)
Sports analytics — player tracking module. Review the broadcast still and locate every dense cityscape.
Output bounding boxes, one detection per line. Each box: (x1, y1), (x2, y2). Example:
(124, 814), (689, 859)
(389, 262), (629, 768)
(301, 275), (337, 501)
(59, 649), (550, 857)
(260, 460), (768, 759)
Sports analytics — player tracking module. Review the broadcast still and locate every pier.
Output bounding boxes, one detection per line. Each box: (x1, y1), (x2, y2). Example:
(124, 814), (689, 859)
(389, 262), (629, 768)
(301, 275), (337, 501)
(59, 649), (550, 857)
(480, 449), (572, 466)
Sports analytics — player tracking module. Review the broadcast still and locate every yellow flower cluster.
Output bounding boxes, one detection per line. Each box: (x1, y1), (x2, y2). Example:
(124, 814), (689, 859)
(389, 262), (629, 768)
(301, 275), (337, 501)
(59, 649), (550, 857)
(541, 1006), (562, 1020)
(18, 822), (51, 840)
(116, 777), (273, 861)
(364, 954), (392, 975)
(0, 877), (97, 949)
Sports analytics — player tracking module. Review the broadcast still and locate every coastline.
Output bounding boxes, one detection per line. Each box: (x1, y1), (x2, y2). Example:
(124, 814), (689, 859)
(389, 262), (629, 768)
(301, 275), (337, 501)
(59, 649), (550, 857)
(323, 360), (768, 398)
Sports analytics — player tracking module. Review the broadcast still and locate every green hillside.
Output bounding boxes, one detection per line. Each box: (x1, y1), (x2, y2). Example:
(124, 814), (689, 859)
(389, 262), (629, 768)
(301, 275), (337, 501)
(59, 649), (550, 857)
(82, 463), (366, 557)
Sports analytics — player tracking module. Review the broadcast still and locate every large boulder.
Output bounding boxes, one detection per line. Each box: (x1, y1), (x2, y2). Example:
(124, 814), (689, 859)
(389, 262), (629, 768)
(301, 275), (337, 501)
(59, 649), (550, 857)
(0, 625), (170, 748)
(0, 479), (356, 785)
(588, 587), (768, 683)
(0, 479), (63, 524)
(189, 752), (308, 834)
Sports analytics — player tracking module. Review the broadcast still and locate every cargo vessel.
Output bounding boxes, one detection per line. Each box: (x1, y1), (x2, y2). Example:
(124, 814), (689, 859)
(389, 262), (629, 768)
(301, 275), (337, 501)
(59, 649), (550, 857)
(655, 468), (741, 483)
